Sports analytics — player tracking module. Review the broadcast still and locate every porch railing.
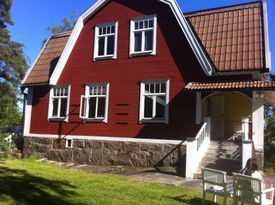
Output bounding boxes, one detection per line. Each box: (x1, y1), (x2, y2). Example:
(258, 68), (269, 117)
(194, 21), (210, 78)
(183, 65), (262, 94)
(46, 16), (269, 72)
(185, 117), (211, 179)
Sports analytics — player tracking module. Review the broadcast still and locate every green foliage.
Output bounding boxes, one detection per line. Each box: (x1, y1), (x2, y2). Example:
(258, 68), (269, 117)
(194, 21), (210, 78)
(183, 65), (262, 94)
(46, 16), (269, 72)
(0, 0), (28, 129)
(264, 115), (275, 149)
(47, 11), (77, 35)
(0, 134), (13, 159)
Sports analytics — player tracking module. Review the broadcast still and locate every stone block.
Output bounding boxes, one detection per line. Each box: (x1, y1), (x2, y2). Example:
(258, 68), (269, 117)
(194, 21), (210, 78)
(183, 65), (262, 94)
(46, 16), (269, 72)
(73, 140), (85, 148)
(72, 148), (92, 163)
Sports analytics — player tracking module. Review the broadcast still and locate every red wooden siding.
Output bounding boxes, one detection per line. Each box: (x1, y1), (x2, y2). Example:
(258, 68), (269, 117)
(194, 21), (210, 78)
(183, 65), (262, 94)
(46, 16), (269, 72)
(30, 0), (206, 140)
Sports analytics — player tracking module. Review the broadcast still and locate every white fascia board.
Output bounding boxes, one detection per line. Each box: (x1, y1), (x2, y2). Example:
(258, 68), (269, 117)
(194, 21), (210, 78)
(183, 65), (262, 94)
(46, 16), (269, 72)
(158, 0), (213, 76)
(50, 0), (213, 85)
(262, 0), (271, 70)
(22, 37), (51, 85)
(49, 18), (84, 85)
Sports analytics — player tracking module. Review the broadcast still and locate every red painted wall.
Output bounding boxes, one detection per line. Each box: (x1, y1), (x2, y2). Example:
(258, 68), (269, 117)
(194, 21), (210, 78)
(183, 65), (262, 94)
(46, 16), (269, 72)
(30, 0), (207, 140)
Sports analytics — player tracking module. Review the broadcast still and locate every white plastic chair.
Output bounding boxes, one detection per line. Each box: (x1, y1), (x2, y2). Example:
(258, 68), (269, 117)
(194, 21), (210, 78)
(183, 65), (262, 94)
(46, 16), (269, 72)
(233, 173), (275, 205)
(202, 168), (231, 205)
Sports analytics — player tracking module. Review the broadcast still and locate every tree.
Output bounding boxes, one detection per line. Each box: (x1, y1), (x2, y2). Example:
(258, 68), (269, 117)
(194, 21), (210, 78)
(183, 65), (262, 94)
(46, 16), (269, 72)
(0, 0), (28, 129)
(47, 11), (77, 35)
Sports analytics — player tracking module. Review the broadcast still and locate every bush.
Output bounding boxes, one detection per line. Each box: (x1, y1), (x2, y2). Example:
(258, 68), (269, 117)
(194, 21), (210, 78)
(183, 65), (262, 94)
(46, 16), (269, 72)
(0, 133), (15, 159)
(265, 116), (275, 152)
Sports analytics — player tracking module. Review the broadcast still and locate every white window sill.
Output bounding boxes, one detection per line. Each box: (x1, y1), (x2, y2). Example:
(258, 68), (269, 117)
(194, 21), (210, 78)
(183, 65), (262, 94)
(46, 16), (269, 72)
(48, 117), (67, 122)
(93, 55), (116, 61)
(130, 51), (155, 58)
(82, 118), (107, 123)
(139, 119), (167, 124)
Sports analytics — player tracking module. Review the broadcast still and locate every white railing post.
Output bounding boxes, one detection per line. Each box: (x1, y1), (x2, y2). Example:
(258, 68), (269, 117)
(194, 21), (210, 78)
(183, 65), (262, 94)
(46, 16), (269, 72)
(242, 117), (249, 140)
(185, 117), (211, 179)
(242, 140), (253, 168)
(186, 138), (197, 179)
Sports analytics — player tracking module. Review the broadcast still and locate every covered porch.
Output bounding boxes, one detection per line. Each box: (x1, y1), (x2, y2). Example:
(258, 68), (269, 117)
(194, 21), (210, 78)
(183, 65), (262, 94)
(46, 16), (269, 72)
(185, 80), (275, 178)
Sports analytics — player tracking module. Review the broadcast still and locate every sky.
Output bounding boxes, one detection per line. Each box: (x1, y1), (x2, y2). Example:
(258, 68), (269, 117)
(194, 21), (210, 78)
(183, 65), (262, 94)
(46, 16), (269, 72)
(8, 0), (275, 73)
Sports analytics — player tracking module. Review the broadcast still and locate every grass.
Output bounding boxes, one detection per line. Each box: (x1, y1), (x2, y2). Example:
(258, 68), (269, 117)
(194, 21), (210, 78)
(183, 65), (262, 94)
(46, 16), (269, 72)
(0, 159), (231, 205)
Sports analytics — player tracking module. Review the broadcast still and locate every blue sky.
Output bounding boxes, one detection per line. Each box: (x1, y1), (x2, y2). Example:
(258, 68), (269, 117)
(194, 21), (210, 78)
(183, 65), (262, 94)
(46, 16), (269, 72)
(8, 0), (275, 73)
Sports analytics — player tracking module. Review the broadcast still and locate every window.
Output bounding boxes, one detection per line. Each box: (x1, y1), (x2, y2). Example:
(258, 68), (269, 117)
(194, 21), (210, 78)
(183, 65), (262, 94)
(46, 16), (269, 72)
(93, 22), (118, 60)
(48, 86), (70, 121)
(139, 80), (169, 123)
(65, 139), (73, 148)
(130, 15), (157, 56)
(80, 83), (109, 122)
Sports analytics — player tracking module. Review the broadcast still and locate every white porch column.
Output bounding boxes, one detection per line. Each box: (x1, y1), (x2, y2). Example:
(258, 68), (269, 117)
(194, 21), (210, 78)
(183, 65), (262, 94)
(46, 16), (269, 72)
(252, 91), (265, 150)
(186, 138), (197, 179)
(196, 92), (201, 124)
(242, 140), (253, 168)
(242, 117), (249, 140)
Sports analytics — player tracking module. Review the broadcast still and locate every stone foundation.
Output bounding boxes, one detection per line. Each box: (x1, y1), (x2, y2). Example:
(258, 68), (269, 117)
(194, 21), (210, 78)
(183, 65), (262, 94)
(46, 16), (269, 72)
(23, 137), (186, 174)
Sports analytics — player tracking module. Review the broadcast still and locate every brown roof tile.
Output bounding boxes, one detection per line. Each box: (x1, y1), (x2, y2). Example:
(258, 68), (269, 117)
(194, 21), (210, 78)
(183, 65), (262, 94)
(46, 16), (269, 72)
(185, 81), (275, 91)
(23, 32), (71, 85)
(185, 2), (264, 72)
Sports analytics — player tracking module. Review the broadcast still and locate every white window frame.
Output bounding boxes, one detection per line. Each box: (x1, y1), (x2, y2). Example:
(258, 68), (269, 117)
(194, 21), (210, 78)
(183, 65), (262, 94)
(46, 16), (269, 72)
(129, 15), (157, 57)
(139, 80), (169, 124)
(79, 83), (110, 123)
(93, 22), (118, 61)
(48, 85), (71, 122)
(65, 139), (73, 148)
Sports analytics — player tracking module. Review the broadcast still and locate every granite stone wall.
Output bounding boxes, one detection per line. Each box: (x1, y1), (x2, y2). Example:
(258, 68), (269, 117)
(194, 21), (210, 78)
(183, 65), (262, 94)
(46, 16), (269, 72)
(23, 137), (186, 173)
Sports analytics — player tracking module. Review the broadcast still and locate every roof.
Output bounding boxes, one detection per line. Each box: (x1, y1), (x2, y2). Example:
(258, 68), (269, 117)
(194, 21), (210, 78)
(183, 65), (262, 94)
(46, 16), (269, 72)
(185, 81), (275, 91)
(185, 2), (265, 72)
(22, 32), (71, 85)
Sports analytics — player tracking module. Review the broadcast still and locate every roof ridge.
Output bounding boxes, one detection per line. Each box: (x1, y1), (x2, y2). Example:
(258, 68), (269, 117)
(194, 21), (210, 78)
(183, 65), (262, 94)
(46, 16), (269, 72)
(184, 1), (261, 16)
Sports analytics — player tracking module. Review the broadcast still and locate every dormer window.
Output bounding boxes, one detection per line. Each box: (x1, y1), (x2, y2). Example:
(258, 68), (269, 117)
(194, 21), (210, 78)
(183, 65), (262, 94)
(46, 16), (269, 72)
(129, 15), (157, 57)
(93, 22), (118, 60)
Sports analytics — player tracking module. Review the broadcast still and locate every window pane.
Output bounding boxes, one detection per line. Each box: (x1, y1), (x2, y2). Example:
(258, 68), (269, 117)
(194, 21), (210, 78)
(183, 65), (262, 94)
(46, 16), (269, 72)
(107, 35), (114, 55)
(111, 26), (115, 33)
(149, 19), (154, 28)
(145, 84), (150, 93)
(60, 98), (67, 117)
(88, 98), (96, 118)
(156, 84), (160, 93)
(135, 22), (138, 30)
(98, 37), (105, 56)
(52, 98), (59, 117)
(161, 83), (166, 93)
(97, 97), (106, 118)
(134, 32), (142, 52)
(139, 21), (143, 29)
(102, 86), (106, 95)
(145, 30), (153, 51)
(150, 84), (154, 93)
(144, 96), (153, 118)
(156, 96), (165, 118)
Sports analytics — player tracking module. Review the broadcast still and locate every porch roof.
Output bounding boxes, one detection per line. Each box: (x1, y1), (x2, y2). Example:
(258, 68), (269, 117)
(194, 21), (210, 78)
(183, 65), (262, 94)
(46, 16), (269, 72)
(185, 81), (275, 91)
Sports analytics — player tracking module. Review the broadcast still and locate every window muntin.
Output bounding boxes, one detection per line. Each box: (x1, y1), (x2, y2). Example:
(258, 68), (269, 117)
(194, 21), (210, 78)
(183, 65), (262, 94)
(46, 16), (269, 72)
(130, 15), (157, 56)
(48, 86), (70, 121)
(140, 80), (169, 123)
(94, 22), (118, 60)
(80, 83), (109, 122)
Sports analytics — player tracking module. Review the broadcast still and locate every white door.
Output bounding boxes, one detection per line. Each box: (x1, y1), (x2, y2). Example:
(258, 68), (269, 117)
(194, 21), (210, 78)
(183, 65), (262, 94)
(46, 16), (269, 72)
(210, 96), (224, 140)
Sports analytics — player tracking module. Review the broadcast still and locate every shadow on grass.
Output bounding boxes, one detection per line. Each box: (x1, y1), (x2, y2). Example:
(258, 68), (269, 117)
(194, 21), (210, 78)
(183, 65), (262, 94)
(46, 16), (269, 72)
(0, 166), (84, 205)
(164, 195), (220, 205)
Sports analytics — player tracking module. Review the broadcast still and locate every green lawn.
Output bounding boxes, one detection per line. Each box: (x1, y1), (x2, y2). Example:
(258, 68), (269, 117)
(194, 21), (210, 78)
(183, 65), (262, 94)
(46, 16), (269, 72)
(0, 159), (229, 205)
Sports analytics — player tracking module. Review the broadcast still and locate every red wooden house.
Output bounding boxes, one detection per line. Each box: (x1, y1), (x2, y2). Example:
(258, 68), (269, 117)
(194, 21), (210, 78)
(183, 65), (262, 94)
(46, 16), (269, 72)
(22, 0), (275, 178)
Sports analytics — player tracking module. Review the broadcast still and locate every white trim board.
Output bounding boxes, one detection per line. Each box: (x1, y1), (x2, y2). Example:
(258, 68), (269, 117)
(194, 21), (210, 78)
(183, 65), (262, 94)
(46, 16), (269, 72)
(49, 0), (213, 85)
(25, 133), (186, 145)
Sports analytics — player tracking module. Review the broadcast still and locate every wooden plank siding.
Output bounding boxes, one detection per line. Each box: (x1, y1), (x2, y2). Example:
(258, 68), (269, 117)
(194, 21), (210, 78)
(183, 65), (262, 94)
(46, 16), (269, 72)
(29, 0), (208, 140)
